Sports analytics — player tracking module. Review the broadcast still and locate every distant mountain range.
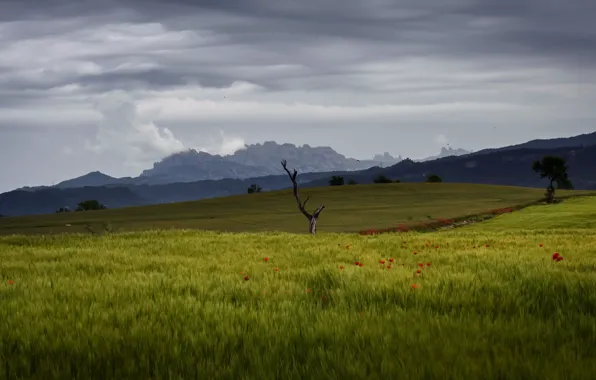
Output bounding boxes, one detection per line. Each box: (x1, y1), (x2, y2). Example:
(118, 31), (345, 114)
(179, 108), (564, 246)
(19, 142), (469, 191)
(1, 132), (594, 216)
(39, 142), (409, 189)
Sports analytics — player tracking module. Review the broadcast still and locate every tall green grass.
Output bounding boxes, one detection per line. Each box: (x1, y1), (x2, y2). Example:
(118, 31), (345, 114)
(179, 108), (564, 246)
(1, 197), (595, 379)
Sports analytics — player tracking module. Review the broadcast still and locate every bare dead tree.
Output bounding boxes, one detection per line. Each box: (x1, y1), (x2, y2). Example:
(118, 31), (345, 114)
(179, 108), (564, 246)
(281, 159), (325, 235)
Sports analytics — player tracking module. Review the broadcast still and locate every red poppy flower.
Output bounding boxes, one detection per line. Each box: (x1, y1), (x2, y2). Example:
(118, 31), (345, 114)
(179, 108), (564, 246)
(557, 256), (563, 262)
(306, 288), (311, 293)
(435, 246), (439, 249)
(339, 266), (344, 270)
(552, 252), (560, 260)
(274, 267), (279, 271)
(426, 262), (431, 266)
(389, 258), (394, 263)
(244, 276), (249, 281)
(418, 263), (424, 267)
(8, 280), (14, 285)
(359, 263), (364, 267)
(416, 269), (422, 274)
(379, 259), (386, 264)
(354, 261), (360, 266)
(413, 252), (417, 255)
(539, 244), (544, 247)
(386, 265), (391, 269)
(263, 257), (269, 262)
(412, 284), (419, 289)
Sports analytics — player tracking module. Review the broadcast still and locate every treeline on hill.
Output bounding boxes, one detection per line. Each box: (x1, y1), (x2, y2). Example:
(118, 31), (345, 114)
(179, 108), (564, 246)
(246, 154), (571, 206)
(55, 200), (108, 213)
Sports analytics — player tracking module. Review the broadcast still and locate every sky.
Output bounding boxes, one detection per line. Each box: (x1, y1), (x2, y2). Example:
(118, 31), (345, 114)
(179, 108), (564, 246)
(1, 0), (595, 192)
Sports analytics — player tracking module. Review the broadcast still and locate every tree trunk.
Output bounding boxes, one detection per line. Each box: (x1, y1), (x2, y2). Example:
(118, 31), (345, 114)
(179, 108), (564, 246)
(309, 216), (318, 235)
(546, 180), (555, 203)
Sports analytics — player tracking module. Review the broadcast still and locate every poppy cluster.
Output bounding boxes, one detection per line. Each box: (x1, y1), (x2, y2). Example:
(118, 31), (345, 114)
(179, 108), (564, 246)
(552, 252), (564, 262)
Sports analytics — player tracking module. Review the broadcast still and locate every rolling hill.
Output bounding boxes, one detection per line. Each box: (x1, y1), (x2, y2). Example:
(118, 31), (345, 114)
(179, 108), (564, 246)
(305, 145), (596, 188)
(1, 183), (592, 235)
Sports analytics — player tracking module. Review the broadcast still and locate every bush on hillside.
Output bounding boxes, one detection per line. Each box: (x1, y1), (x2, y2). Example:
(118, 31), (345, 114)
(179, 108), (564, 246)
(329, 176), (344, 186)
(247, 184), (262, 194)
(75, 200), (107, 211)
(373, 175), (392, 184)
(426, 174), (442, 183)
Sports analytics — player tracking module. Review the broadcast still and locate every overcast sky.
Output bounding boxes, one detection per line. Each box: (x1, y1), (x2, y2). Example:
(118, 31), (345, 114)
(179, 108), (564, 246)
(1, 0), (595, 192)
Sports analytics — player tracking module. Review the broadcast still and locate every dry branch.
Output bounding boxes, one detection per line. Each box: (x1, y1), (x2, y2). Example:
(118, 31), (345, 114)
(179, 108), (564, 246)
(281, 159), (325, 234)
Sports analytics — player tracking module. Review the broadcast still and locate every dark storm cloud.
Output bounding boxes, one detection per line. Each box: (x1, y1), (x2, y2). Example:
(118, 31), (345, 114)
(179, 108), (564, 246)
(1, 0), (594, 96)
(1, 0), (595, 192)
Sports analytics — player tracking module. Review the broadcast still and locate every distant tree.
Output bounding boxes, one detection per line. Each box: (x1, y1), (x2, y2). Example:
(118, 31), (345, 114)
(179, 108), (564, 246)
(281, 159), (325, 235)
(373, 174), (392, 184)
(393, 179), (401, 183)
(347, 179), (358, 185)
(56, 206), (71, 213)
(75, 200), (107, 211)
(247, 184), (262, 194)
(532, 155), (573, 203)
(329, 176), (344, 186)
(426, 174), (442, 183)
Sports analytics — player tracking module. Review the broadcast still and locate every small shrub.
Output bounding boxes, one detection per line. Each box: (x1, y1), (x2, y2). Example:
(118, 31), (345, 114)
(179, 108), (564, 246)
(75, 200), (106, 211)
(426, 174), (442, 183)
(247, 184), (262, 194)
(373, 175), (392, 184)
(329, 176), (344, 186)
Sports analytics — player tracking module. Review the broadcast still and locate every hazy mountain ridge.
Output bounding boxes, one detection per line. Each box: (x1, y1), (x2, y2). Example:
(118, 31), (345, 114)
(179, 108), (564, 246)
(470, 131), (596, 156)
(49, 141), (405, 189)
(304, 145), (596, 189)
(416, 147), (471, 162)
(2, 132), (595, 217)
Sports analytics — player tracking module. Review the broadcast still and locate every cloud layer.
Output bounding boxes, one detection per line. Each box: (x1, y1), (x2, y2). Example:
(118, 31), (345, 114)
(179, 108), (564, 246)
(1, 0), (595, 191)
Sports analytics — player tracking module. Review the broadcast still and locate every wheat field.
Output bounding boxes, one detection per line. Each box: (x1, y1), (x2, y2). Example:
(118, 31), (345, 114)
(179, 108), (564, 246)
(1, 196), (595, 379)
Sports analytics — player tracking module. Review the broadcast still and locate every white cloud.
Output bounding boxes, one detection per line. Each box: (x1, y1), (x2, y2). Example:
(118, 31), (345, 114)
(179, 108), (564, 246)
(85, 91), (185, 167)
(193, 129), (246, 156)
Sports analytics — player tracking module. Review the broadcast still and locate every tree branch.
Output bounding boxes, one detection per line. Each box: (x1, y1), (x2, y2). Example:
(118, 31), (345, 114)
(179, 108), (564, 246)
(281, 159), (313, 219)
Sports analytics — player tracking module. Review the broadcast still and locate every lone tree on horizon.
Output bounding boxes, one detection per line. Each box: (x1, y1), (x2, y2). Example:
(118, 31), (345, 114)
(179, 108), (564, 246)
(281, 159), (325, 235)
(532, 155), (573, 203)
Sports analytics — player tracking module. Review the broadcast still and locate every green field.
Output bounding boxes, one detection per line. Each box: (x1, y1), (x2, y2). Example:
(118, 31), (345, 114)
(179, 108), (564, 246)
(1, 186), (596, 379)
(0, 183), (592, 235)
